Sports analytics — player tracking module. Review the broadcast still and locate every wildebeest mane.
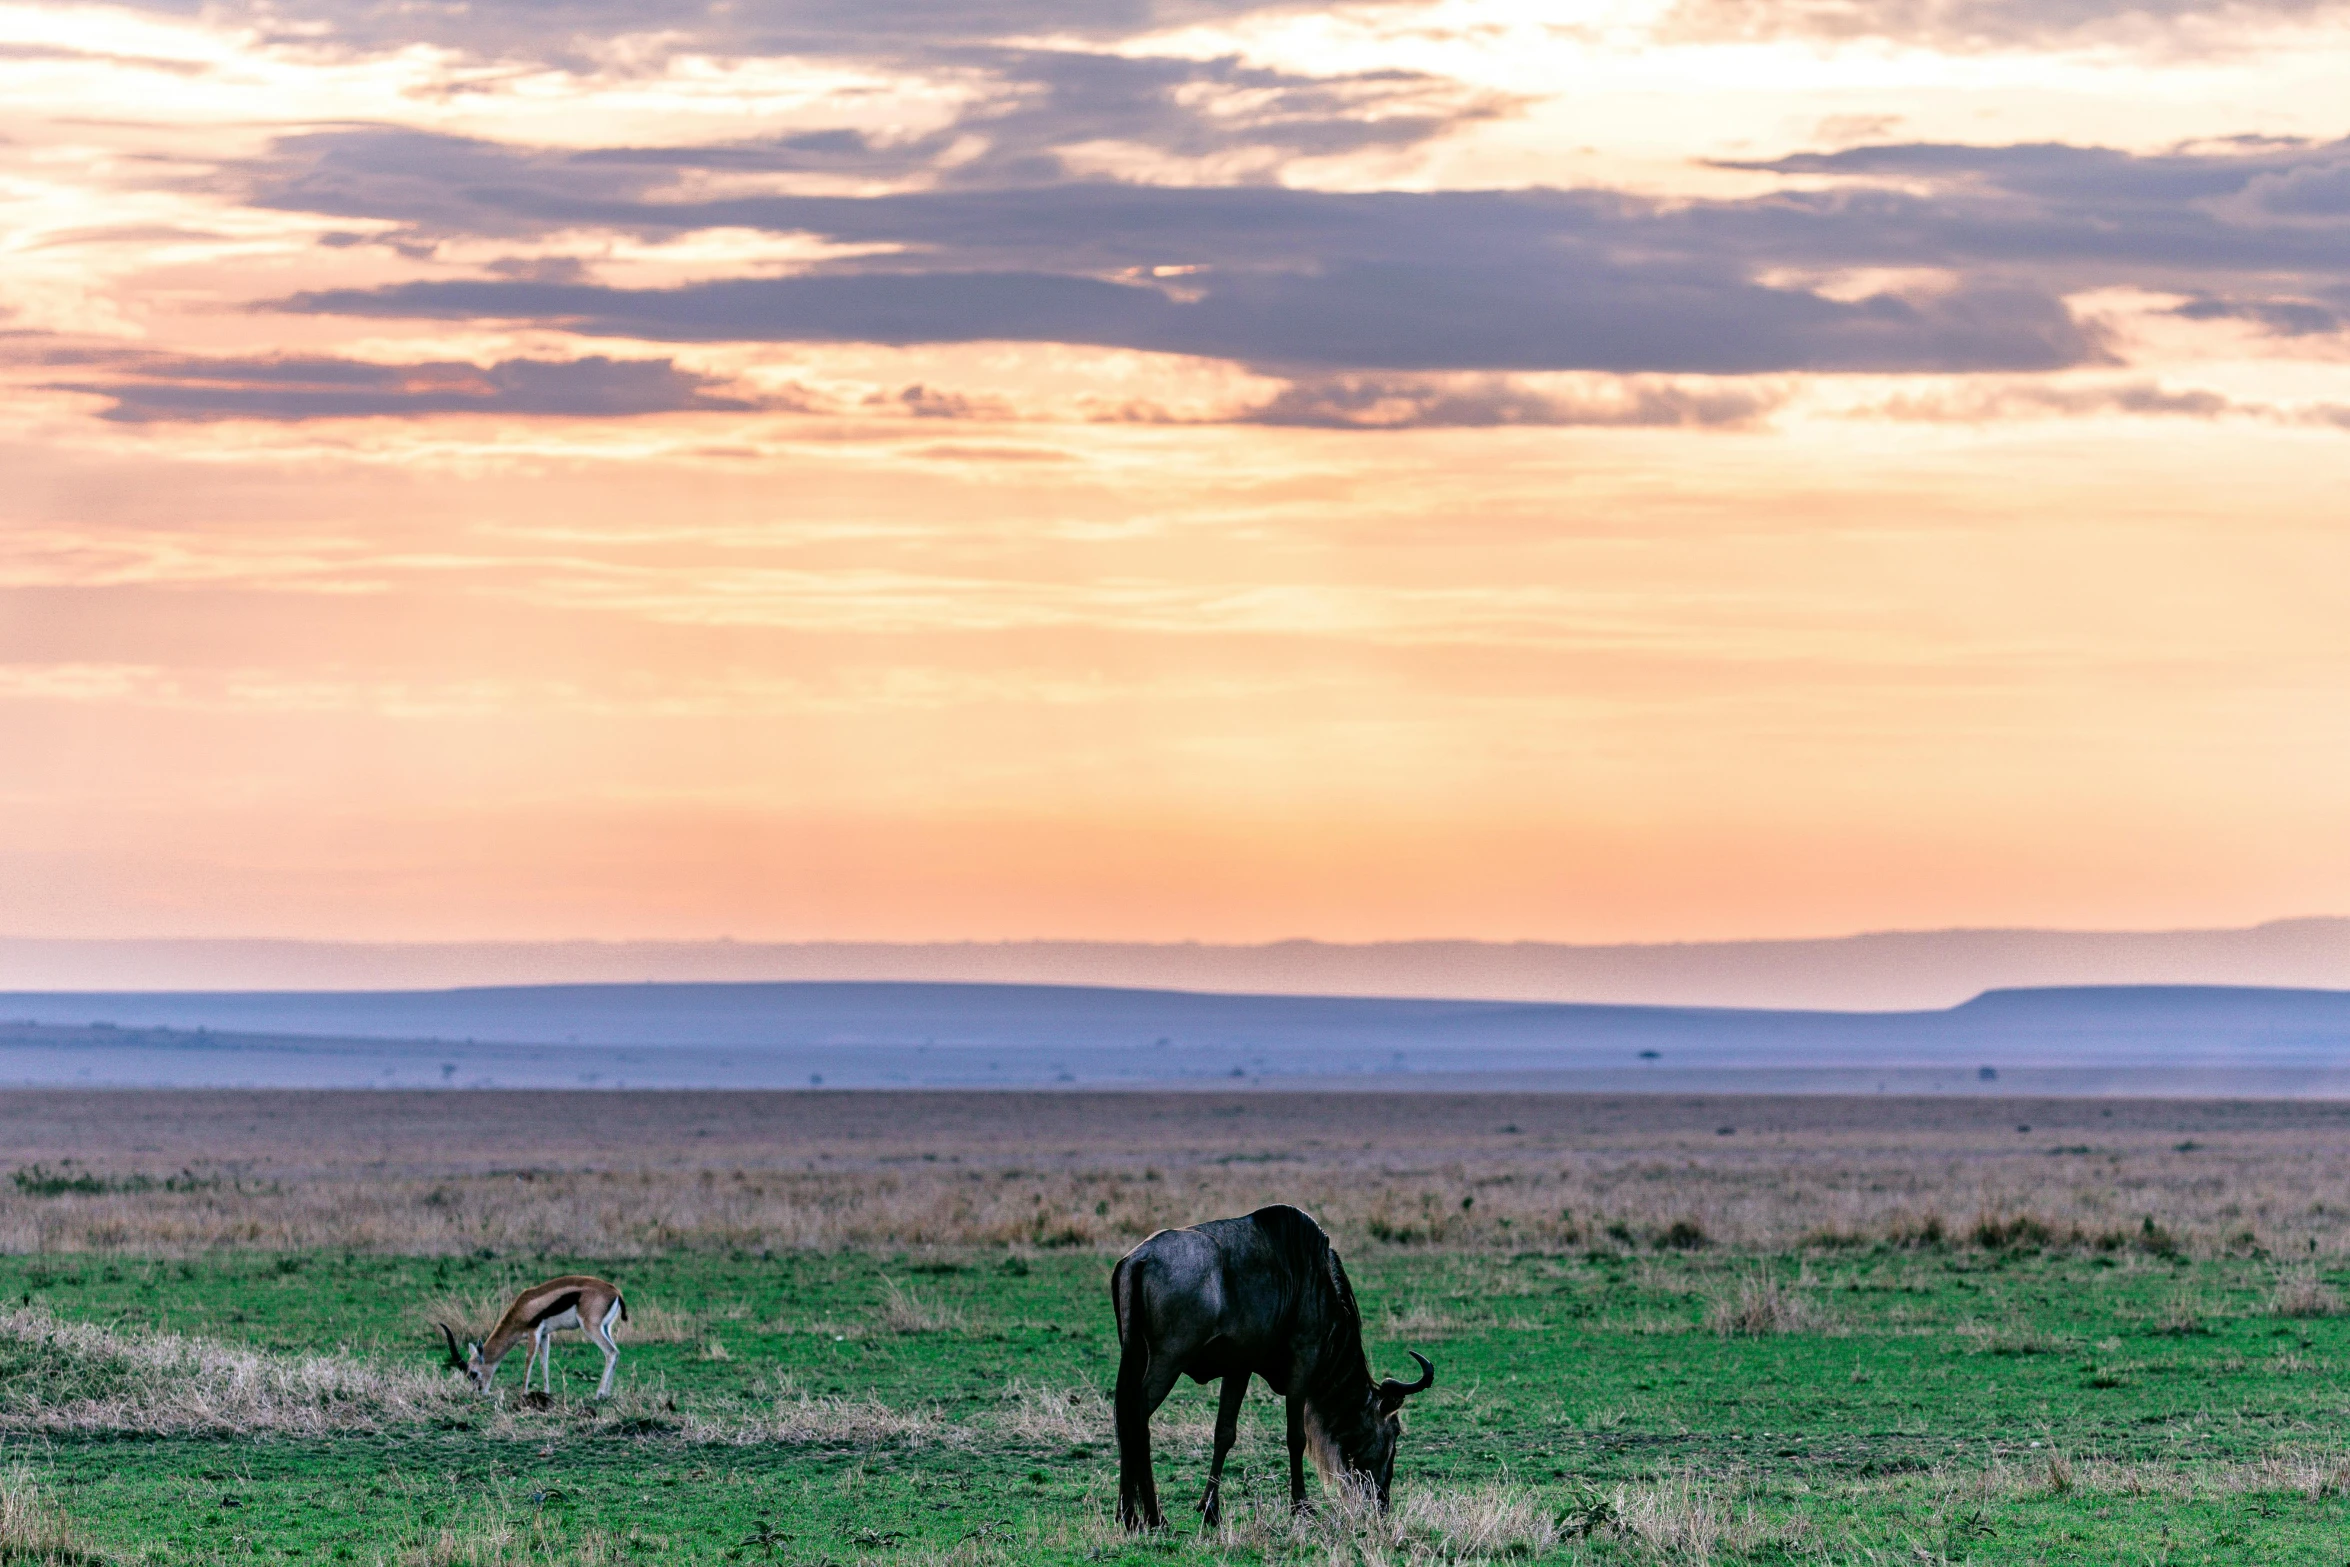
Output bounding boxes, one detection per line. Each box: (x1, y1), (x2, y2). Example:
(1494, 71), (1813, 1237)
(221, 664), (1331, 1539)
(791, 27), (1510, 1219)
(1242, 1206), (1386, 1475)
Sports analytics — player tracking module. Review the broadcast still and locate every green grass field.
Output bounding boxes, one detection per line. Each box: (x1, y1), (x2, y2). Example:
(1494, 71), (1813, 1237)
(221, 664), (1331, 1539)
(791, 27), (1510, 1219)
(5, 1242), (2350, 1564)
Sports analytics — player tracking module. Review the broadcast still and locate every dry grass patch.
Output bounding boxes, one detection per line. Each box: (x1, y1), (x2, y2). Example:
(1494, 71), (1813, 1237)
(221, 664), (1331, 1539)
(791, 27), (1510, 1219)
(2268, 1266), (2345, 1319)
(2147, 1288), (2216, 1337)
(615, 1303), (706, 1344)
(1187, 1473), (1784, 1566)
(1197, 1479), (1566, 1565)
(994, 1380), (1111, 1446)
(1381, 1302), (1482, 1339)
(1954, 1322), (2076, 1356)
(391, 1506), (636, 1567)
(878, 1279), (966, 1335)
(1946, 1451), (2350, 1504)
(15, 1088), (2350, 1258)
(1608, 1474), (1787, 1563)
(0, 1306), (462, 1436)
(0, 1464), (106, 1566)
(1707, 1270), (1826, 1337)
(725, 1392), (956, 1449)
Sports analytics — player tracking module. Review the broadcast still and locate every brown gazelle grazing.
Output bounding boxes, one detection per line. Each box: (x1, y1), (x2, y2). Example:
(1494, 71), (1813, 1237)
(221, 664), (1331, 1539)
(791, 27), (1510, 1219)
(438, 1275), (627, 1399)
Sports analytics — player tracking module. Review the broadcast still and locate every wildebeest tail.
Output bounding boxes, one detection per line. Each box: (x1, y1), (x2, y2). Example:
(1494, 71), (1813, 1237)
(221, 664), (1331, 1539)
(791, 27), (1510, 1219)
(1111, 1252), (1159, 1529)
(1110, 1254), (1141, 1348)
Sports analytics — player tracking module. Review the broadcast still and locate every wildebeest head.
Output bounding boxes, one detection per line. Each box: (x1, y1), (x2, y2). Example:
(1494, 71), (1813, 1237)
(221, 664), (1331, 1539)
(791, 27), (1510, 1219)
(1360, 1352), (1436, 1506)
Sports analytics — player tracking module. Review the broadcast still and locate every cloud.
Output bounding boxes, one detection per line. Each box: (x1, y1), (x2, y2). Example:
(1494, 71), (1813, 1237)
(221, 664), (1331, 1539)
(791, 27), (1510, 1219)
(1231, 375), (1792, 429)
(0, 41), (211, 74)
(280, 265), (2098, 375)
(1664, 0), (2343, 51)
(1726, 136), (2350, 212)
(232, 127), (2350, 376)
(103, 0), (1388, 69)
(47, 353), (766, 422)
(2170, 295), (2342, 335)
(241, 53), (1502, 238)
(1859, 376), (2350, 427)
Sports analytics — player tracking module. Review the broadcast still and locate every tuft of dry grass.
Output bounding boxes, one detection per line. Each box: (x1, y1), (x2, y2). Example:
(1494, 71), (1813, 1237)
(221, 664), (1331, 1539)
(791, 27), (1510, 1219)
(1196, 1478), (1563, 1565)
(614, 1303), (704, 1343)
(877, 1279), (965, 1335)
(0, 1306), (463, 1436)
(0, 1463), (105, 1566)
(1607, 1474), (1784, 1563)
(2268, 1266), (2345, 1319)
(1189, 1473), (1783, 1566)
(1954, 1322), (2075, 1357)
(2148, 1288), (2214, 1337)
(994, 1380), (1111, 1446)
(1707, 1270), (1824, 1337)
(1381, 1302), (1481, 1339)
(392, 1503), (636, 1567)
(707, 1392), (956, 1449)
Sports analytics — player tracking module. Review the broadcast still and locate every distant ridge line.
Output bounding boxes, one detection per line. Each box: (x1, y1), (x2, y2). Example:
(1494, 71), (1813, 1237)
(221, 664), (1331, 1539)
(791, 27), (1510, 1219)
(5, 979), (2350, 1091)
(1, 917), (2347, 1011)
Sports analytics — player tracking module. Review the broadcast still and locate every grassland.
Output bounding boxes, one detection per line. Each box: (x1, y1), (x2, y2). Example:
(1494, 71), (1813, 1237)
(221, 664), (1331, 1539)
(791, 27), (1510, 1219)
(3, 1090), (2350, 1564)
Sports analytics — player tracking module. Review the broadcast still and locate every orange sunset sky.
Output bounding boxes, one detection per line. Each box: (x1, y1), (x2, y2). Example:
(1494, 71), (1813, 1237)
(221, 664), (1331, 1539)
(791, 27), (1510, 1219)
(4, 0), (2349, 944)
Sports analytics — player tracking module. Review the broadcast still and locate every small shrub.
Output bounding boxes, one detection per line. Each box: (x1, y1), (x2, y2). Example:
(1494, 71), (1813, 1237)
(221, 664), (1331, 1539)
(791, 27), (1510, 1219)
(1800, 1228), (1869, 1251)
(1556, 1489), (1621, 1538)
(1654, 1219), (1708, 1251)
(1971, 1212), (2053, 1251)
(1890, 1214), (1947, 1249)
(8, 1166), (215, 1198)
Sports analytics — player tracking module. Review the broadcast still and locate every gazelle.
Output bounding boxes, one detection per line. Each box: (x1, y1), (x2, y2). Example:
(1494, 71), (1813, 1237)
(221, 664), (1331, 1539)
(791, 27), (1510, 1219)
(438, 1275), (628, 1399)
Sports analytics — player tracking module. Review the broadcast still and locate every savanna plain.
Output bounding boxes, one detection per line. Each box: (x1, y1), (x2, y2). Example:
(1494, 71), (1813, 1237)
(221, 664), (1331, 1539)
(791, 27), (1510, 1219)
(5, 1089), (2350, 1565)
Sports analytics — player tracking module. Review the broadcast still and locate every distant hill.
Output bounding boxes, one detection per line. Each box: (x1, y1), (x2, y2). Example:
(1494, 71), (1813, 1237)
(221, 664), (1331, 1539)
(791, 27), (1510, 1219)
(2, 979), (2348, 1090)
(2, 918), (2347, 1010)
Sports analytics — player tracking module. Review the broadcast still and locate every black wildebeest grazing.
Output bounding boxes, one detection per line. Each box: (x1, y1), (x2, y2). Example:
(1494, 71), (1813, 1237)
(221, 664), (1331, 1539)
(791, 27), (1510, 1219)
(1110, 1204), (1434, 1531)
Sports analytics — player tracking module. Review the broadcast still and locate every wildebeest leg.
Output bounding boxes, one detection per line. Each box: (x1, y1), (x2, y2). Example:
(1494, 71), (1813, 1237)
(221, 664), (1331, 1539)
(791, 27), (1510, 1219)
(1115, 1341), (1182, 1530)
(1285, 1388), (1308, 1513)
(1200, 1373), (1248, 1528)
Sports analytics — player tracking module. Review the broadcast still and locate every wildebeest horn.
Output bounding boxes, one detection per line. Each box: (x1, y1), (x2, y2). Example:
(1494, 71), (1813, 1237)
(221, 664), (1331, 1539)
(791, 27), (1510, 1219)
(1378, 1351), (1435, 1407)
(436, 1322), (466, 1370)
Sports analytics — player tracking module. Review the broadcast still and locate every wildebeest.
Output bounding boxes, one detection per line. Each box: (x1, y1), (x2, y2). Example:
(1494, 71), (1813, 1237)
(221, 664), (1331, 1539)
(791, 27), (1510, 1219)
(1110, 1204), (1434, 1530)
(437, 1274), (627, 1399)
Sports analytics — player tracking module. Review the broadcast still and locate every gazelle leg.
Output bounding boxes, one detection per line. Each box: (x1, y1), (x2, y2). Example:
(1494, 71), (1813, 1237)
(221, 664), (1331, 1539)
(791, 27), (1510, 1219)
(592, 1300), (622, 1398)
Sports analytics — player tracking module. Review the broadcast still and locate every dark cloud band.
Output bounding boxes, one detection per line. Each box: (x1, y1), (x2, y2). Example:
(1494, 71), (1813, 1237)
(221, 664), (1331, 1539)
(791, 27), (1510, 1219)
(48, 354), (759, 422)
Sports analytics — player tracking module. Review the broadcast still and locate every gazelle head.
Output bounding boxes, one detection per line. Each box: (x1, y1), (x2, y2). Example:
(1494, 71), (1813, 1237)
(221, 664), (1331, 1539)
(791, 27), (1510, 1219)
(437, 1322), (490, 1390)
